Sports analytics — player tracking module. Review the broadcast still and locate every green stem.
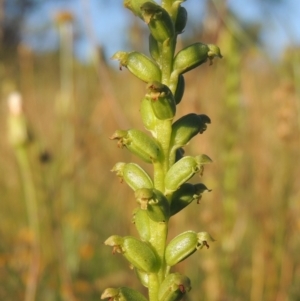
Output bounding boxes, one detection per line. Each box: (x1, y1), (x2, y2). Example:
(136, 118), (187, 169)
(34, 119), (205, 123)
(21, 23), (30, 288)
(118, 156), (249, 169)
(149, 121), (172, 301)
(155, 119), (173, 177)
(15, 147), (40, 301)
(148, 220), (168, 301)
(161, 37), (176, 86)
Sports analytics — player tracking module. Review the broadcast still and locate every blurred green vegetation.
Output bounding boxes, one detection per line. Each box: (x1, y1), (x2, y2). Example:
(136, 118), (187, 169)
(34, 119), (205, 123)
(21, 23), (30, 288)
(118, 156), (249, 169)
(1, 5), (300, 301)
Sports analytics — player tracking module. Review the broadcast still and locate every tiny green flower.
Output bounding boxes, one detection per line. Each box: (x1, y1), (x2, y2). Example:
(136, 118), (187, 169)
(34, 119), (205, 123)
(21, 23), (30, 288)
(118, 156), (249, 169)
(112, 51), (161, 83)
(135, 188), (170, 222)
(173, 42), (222, 75)
(165, 231), (215, 267)
(112, 162), (153, 191)
(104, 235), (159, 273)
(140, 2), (175, 42)
(158, 273), (191, 301)
(170, 183), (211, 215)
(165, 155), (212, 194)
(146, 81), (176, 120)
(110, 129), (161, 163)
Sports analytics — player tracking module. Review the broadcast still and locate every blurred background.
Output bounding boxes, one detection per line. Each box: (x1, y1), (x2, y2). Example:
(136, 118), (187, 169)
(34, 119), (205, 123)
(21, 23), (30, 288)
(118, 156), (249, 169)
(0, 0), (300, 301)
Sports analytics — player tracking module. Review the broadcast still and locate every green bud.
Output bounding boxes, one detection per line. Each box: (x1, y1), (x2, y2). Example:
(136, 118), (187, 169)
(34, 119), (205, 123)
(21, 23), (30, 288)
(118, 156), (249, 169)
(124, 0), (156, 19)
(170, 113), (211, 154)
(146, 81), (176, 120)
(165, 231), (214, 267)
(165, 155), (212, 194)
(135, 268), (149, 288)
(170, 183), (211, 215)
(112, 162), (153, 191)
(174, 74), (185, 104)
(135, 188), (170, 222)
(173, 42), (222, 75)
(110, 129), (161, 163)
(101, 286), (148, 301)
(112, 51), (161, 83)
(141, 2), (175, 42)
(158, 273), (191, 301)
(132, 208), (151, 241)
(104, 235), (158, 273)
(175, 6), (187, 33)
(140, 97), (157, 135)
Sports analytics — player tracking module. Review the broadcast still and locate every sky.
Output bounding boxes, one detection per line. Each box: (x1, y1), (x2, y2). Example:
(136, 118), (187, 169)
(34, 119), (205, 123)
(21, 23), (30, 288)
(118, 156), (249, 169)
(21, 0), (300, 63)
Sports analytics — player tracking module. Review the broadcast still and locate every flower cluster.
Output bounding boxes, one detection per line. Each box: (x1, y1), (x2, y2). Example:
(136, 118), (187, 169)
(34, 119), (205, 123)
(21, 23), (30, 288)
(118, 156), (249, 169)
(102, 1), (222, 301)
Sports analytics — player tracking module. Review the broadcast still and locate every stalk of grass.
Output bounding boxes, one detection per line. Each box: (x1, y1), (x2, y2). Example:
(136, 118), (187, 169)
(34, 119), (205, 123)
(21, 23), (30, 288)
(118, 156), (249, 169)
(54, 12), (78, 301)
(7, 92), (40, 301)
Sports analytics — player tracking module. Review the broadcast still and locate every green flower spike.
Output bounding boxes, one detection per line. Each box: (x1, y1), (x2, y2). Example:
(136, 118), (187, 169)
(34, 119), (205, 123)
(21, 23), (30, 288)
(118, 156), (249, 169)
(105, 1), (222, 300)
(165, 231), (215, 267)
(110, 129), (161, 163)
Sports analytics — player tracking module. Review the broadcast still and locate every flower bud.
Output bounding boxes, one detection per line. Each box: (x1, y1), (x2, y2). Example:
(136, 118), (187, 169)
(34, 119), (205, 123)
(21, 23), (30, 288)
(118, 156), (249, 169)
(174, 74), (185, 104)
(135, 268), (149, 287)
(158, 273), (191, 301)
(170, 183), (211, 215)
(165, 155), (212, 194)
(173, 43), (222, 75)
(112, 162), (153, 191)
(104, 235), (158, 273)
(112, 51), (161, 83)
(146, 81), (176, 120)
(132, 208), (151, 241)
(140, 97), (157, 135)
(101, 286), (148, 301)
(170, 113), (211, 155)
(135, 188), (170, 222)
(175, 6), (187, 33)
(124, 0), (156, 19)
(165, 231), (214, 267)
(141, 2), (174, 42)
(110, 129), (161, 163)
